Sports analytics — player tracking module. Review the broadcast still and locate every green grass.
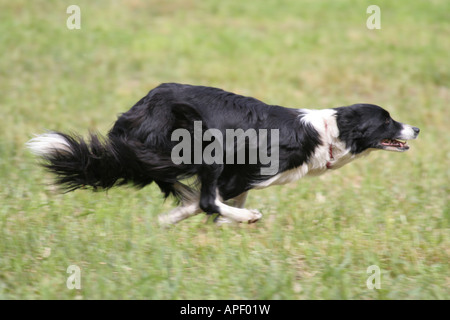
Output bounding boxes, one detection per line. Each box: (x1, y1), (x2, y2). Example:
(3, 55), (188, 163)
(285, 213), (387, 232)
(0, 0), (448, 299)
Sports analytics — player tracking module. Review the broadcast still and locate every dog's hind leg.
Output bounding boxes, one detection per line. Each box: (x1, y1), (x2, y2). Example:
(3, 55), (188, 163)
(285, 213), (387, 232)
(213, 198), (261, 223)
(215, 191), (250, 225)
(198, 165), (262, 223)
(197, 165), (261, 223)
(158, 203), (202, 226)
(230, 191), (248, 208)
(158, 182), (201, 226)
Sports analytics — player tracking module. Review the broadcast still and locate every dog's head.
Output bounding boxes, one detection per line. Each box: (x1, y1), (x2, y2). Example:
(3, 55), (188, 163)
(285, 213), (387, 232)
(335, 104), (420, 154)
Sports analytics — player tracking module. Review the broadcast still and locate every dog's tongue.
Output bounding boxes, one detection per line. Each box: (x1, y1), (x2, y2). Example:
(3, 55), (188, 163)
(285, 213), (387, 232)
(381, 139), (406, 147)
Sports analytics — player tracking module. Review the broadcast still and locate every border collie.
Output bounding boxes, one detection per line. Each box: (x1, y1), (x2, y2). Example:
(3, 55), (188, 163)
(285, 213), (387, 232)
(27, 83), (420, 225)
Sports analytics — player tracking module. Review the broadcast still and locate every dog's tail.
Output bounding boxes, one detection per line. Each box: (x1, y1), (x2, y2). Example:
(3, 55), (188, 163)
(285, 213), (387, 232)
(26, 131), (148, 192)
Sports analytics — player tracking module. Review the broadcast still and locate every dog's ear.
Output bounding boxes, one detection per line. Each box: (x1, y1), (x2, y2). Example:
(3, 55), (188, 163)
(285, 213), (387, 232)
(172, 103), (205, 129)
(335, 106), (366, 152)
(336, 107), (362, 135)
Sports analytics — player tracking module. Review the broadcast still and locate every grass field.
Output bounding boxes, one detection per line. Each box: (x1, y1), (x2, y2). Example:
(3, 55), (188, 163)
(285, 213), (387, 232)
(0, 0), (448, 299)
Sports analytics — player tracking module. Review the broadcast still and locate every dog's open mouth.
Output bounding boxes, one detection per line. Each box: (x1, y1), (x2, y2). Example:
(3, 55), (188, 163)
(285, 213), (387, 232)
(379, 138), (409, 151)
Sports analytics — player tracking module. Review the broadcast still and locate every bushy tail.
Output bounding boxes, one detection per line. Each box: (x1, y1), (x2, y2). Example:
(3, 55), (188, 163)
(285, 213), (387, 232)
(26, 132), (143, 192)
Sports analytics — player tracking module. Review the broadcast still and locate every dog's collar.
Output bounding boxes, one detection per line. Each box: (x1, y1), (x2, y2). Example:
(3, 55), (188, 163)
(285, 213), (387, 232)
(327, 144), (334, 169)
(324, 120), (334, 169)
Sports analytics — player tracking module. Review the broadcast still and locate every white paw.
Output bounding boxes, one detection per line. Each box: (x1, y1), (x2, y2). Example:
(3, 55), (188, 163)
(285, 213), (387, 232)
(158, 214), (174, 228)
(248, 209), (262, 223)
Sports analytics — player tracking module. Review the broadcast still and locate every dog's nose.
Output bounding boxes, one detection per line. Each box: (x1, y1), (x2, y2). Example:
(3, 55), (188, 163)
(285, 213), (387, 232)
(413, 127), (420, 135)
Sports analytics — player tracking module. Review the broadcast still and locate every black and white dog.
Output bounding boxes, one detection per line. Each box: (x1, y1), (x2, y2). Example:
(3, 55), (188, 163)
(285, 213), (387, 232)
(27, 83), (420, 225)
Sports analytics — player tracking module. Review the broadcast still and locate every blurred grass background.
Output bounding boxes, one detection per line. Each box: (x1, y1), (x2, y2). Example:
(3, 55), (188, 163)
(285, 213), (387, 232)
(0, 0), (448, 299)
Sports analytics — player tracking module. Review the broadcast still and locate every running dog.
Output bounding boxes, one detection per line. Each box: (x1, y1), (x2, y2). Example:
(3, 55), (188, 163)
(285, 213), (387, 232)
(27, 83), (420, 225)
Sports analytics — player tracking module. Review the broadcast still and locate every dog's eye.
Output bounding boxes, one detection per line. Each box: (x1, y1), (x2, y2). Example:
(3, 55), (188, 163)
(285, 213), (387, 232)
(385, 118), (390, 124)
